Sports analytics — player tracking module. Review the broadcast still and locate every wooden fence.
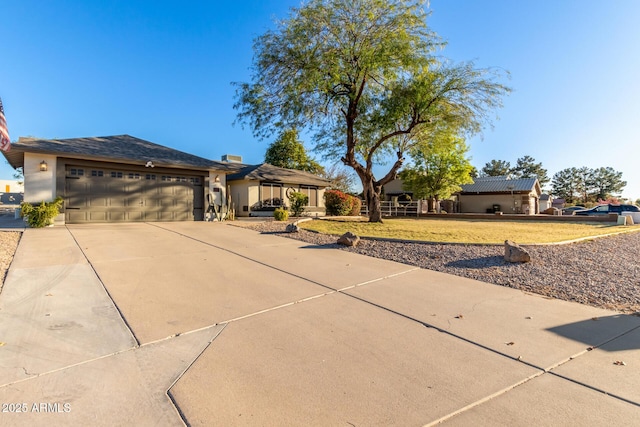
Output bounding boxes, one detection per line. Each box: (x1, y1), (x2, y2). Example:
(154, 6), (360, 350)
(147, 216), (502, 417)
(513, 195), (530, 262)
(360, 201), (424, 217)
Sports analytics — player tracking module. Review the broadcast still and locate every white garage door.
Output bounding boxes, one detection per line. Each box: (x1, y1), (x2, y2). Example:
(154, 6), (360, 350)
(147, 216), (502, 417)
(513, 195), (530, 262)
(64, 166), (204, 223)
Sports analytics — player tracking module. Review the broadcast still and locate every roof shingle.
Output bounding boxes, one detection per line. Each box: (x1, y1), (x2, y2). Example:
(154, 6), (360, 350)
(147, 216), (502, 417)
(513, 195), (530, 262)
(227, 163), (330, 187)
(3, 134), (237, 172)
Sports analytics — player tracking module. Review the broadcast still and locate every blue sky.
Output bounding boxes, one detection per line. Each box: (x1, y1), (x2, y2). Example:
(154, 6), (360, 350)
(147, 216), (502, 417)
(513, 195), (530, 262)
(2, 0), (639, 199)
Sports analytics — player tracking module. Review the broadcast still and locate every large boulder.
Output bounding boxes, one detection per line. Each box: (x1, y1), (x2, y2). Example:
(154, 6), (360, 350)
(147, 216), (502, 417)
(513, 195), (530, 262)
(285, 223), (299, 233)
(337, 232), (360, 247)
(504, 240), (531, 263)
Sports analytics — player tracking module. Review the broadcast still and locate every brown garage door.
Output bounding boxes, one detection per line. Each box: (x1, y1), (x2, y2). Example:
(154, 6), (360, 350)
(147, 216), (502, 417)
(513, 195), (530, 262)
(64, 166), (204, 223)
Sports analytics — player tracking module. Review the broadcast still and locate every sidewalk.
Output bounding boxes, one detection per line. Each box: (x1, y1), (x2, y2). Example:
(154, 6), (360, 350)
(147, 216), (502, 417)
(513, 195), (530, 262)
(0, 222), (638, 425)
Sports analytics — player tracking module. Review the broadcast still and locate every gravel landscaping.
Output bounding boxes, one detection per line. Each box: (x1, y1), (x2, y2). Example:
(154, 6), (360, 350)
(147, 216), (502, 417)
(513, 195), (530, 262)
(236, 219), (640, 314)
(0, 231), (21, 288)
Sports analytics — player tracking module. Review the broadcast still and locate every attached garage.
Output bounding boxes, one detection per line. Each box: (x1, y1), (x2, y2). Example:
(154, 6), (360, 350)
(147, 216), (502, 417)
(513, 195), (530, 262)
(64, 165), (205, 223)
(3, 135), (237, 224)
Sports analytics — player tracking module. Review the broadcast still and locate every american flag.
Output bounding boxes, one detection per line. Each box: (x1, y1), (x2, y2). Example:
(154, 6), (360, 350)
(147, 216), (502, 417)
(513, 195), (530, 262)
(0, 97), (10, 152)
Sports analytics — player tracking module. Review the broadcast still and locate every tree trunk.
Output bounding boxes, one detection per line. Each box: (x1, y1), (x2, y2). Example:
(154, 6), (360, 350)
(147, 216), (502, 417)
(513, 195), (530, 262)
(361, 176), (383, 223)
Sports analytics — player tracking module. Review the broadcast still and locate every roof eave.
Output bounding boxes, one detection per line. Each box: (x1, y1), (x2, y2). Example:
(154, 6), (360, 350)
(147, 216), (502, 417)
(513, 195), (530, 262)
(6, 144), (235, 173)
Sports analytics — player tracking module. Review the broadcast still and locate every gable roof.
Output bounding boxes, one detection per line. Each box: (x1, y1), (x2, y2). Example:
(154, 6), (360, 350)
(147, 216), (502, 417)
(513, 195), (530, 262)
(3, 134), (238, 172)
(459, 176), (541, 195)
(226, 163), (331, 187)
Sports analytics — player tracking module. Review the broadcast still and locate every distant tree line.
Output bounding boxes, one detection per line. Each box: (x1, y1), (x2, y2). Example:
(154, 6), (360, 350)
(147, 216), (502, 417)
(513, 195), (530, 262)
(481, 156), (626, 204)
(480, 155), (550, 188)
(551, 166), (626, 205)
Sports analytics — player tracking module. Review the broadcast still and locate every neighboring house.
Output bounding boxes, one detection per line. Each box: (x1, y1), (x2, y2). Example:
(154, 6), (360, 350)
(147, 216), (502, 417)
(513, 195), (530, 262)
(0, 179), (24, 206)
(552, 198), (565, 210)
(381, 178), (413, 202)
(539, 194), (552, 211)
(2, 135), (240, 223)
(226, 163), (331, 217)
(457, 176), (542, 215)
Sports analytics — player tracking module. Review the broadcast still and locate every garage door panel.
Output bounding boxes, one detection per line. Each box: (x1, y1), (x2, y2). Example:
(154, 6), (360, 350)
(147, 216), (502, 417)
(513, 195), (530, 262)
(66, 210), (87, 223)
(65, 166), (204, 223)
(88, 211), (108, 222)
(88, 195), (109, 207)
(108, 211), (127, 222)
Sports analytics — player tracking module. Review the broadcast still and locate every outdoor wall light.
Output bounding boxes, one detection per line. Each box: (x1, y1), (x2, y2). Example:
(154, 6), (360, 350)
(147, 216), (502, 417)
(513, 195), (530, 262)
(39, 160), (48, 172)
(214, 175), (220, 182)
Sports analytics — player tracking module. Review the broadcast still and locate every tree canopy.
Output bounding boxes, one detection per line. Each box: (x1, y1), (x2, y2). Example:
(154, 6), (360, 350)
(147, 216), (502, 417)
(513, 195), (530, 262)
(480, 155), (549, 188)
(399, 132), (474, 205)
(551, 166), (626, 204)
(264, 128), (324, 174)
(234, 0), (510, 222)
(481, 159), (511, 177)
(510, 155), (549, 188)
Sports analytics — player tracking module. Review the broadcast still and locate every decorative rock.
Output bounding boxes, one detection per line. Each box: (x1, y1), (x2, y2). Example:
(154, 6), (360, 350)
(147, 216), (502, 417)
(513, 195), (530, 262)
(285, 223), (299, 233)
(504, 240), (531, 263)
(337, 232), (360, 247)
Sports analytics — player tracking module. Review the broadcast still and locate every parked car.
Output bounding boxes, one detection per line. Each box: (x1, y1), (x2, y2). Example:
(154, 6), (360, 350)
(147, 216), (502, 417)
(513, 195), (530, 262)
(562, 206), (586, 215)
(574, 204), (640, 216)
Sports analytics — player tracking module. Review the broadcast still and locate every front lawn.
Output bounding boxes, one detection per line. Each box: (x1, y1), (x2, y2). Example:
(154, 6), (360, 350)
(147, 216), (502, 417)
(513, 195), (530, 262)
(299, 218), (638, 244)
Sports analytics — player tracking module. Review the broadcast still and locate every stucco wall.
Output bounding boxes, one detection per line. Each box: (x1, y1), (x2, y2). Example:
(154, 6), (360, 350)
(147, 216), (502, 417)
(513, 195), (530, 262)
(228, 180), (327, 217)
(23, 153), (57, 203)
(459, 193), (538, 215)
(227, 181), (253, 217)
(382, 179), (405, 196)
(209, 172), (226, 204)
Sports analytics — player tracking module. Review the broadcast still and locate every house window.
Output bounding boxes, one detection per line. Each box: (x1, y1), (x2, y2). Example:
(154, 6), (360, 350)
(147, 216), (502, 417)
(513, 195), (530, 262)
(91, 170), (104, 177)
(69, 168), (84, 176)
(128, 173), (141, 180)
(300, 186), (318, 207)
(145, 174), (156, 180)
(260, 183), (283, 207)
(110, 171), (123, 178)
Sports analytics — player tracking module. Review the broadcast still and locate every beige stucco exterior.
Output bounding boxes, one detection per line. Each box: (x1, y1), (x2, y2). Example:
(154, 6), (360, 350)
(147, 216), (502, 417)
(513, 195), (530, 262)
(228, 179), (327, 217)
(382, 179), (407, 199)
(23, 153), (57, 203)
(459, 193), (539, 214)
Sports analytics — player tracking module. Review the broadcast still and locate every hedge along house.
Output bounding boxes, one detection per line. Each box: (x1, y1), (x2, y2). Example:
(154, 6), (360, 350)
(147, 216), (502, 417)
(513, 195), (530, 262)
(2, 135), (240, 223)
(457, 176), (542, 215)
(226, 163), (331, 217)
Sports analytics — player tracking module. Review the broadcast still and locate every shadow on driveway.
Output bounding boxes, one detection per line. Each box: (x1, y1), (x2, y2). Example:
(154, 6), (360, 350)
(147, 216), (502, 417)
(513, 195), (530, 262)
(547, 315), (640, 351)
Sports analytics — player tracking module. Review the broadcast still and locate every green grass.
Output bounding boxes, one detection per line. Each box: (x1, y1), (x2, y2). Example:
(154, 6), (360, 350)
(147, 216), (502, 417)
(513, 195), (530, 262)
(299, 218), (639, 244)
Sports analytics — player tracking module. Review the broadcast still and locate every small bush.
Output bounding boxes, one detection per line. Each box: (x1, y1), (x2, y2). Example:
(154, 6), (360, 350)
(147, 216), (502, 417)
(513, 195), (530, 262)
(348, 197), (362, 216)
(20, 197), (63, 228)
(288, 192), (308, 217)
(324, 189), (352, 216)
(273, 207), (289, 221)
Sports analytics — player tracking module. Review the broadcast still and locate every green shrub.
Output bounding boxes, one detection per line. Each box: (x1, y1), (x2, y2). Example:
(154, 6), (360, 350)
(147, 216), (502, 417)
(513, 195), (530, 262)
(20, 197), (63, 228)
(288, 191), (308, 217)
(273, 207), (289, 221)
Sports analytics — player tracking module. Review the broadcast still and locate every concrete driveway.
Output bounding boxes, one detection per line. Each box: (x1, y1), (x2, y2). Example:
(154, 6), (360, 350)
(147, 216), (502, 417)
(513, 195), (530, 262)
(1, 222), (639, 426)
